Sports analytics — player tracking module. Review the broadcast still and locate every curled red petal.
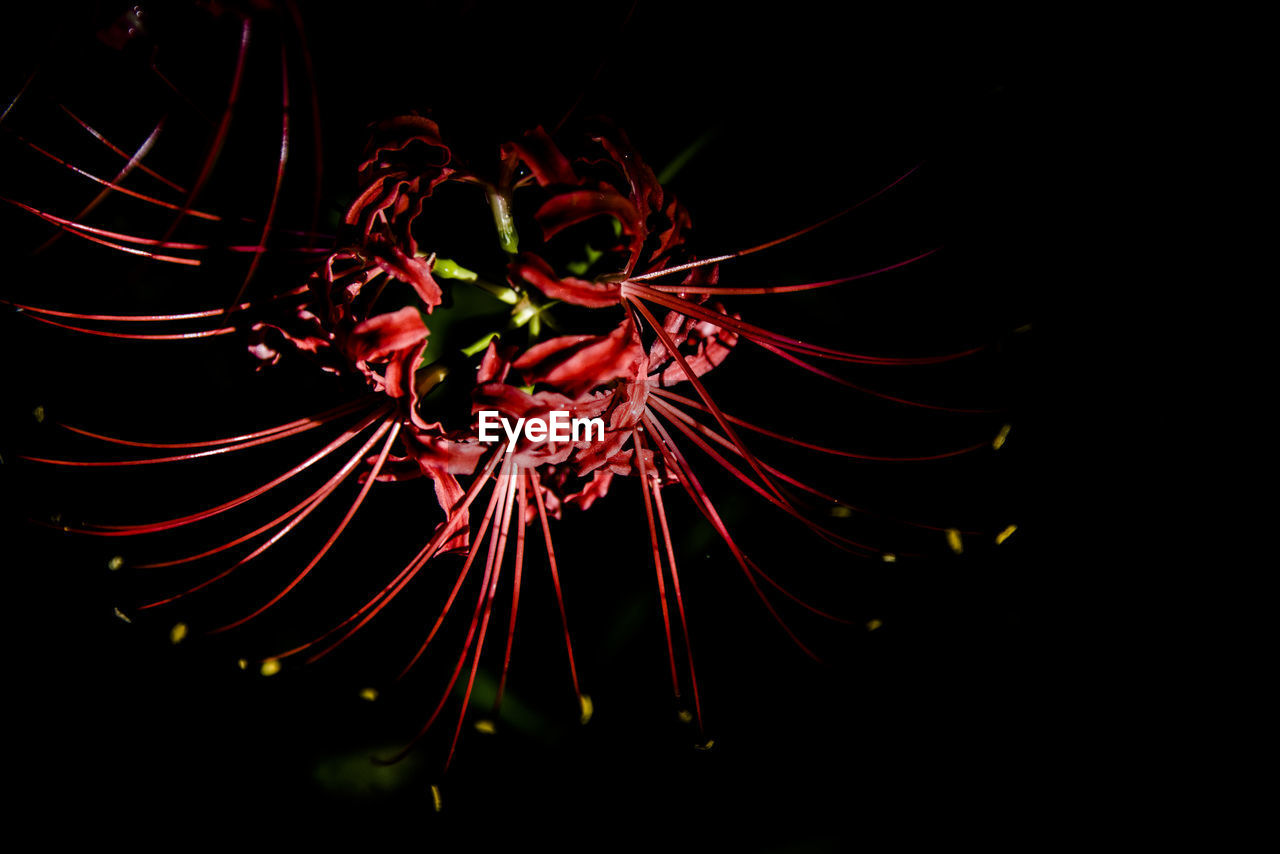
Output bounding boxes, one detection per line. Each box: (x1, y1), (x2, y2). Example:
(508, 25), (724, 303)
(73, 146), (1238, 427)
(425, 469), (471, 552)
(512, 315), (645, 398)
(346, 115), (454, 246)
(569, 378), (651, 475)
(398, 429), (487, 553)
(345, 169), (454, 244)
(476, 339), (519, 385)
(369, 242), (443, 311)
(592, 124), (663, 223)
(657, 304), (740, 385)
(471, 383), (586, 422)
(604, 447), (658, 478)
(501, 126), (577, 187)
(652, 195), (693, 266)
(383, 338), (427, 402)
(344, 174), (409, 235)
(536, 188), (642, 252)
(402, 431), (488, 476)
(356, 115), (450, 176)
(508, 252), (620, 308)
(345, 306), (428, 362)
(562, 468), (614, 511)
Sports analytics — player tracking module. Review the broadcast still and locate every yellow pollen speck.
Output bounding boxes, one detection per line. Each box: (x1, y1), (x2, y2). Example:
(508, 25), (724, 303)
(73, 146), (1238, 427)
(107, 555), (124, 571)
(474, 719), (496, 735)
(677, 709), (694, 724)
(1015, 323), (1032, 334)
(946, 528), (964, 554)
(996, 524), (1017, 545)
(579, 694), (594, 725)
(694, 739), (715, 752)
(169, 623), (187, 644)
(260, 658), (281, 677)
(993, 424), (1011, 450)
(830, 504), (852, 518)
(430, 784), (443, 812)
(866, 619), (883, 631)
(881, 553), (896, 563)
(32, 406), (45, 423)
(113, 607), (131, 624)
(237, 659), (248, 670)
(359, 687), (378, 702)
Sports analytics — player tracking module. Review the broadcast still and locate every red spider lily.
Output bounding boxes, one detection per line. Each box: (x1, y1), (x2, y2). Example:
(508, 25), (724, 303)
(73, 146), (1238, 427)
(13, 105), (1016, 782)
(0, 9), (1038, 833)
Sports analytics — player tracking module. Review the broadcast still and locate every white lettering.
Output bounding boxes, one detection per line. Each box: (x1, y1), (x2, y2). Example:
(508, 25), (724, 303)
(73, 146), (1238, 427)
(477, 411), (501, 443)
(573, 416), (605, 442)
(476, 411), (607, 449)
(549, 410), (571, 442)
(500, 416), (525, 452)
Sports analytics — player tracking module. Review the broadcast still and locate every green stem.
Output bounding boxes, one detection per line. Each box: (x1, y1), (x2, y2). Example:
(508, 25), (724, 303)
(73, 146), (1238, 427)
(487, 189), (519, 254)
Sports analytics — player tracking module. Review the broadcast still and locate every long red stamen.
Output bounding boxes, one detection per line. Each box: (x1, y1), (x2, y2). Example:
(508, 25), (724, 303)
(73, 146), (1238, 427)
(11, 301), (227, 324)
(645, 249), (937, 295)
(34, 118), (167, 255)
(629, 296), (790, 511)
(208, 420), (401, 634)
(529, 468), (583, 703)
(444, 460), (520, 770)
(25, 407), (359, 467)
(224, 44), (290, 314)
(162, 17), (251, 239)
(754, 338), (996, 414)
(649, 388), (989, 461)
(630, 281), (981, 366)
(648, 398), (877, 555)
(4, 283), (311, 327)
(69, 406), (392, 536)
(1, 68), (38, 125)
(138, 417), (394, 607)
(58, 397), (371, 451)
(375, 457), (516, 766)
(745, 556), (852, 624)
(649, 471), (703, 730)
(629, 164), (921, 282)
(2, 198), (205, 248)
(60, 105), (187, 193)
(651, 395), (978, 537)
(5, 128), (221, 221)
(56, 103), (333, 241)
(282, 0), (324, 247)
(492, 470), (528, 715)
(281, 450), (503, 664)
(17, 314), (230, 339)
(136, 413), (387, 569)
(633, 428), (681, 699)
(393, 455), (509, 679)
(2, 196), (203, 264)
(643, 413), (820, 661)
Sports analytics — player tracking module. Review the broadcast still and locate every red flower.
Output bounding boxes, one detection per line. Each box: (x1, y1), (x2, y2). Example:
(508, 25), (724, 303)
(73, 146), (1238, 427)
(12, 101), (1011, 776)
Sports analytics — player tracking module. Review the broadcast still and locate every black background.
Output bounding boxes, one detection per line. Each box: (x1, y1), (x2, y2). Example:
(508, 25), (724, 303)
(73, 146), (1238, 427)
(2, 1), (1055, 848)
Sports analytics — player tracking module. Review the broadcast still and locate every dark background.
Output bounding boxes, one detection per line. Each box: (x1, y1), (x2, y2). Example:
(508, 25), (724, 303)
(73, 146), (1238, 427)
(2, 1), (1054, 848)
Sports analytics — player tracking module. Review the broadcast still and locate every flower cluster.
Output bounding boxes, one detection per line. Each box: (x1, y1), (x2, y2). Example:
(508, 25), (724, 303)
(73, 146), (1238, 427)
(248, 116), (740, 539)
(15, 105), (1005, 774)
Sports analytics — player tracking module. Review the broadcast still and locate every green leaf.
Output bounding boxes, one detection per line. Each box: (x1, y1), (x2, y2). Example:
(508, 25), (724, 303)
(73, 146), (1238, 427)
(657, 130), (717, 186)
